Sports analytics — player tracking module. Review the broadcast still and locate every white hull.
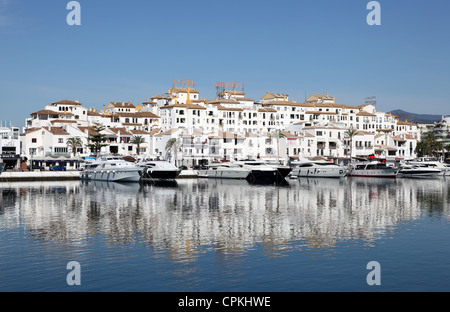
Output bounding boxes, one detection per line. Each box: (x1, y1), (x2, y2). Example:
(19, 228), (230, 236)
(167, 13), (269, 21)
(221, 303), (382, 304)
(349, 169), (398, 178)
(81, 168), (142, 182)
(198, 169), (250, 179)
(291, 167), (346, 178)
(398, 166), (441, 178)
(349, 161), (398, 178)
(408, 161), (449, 176)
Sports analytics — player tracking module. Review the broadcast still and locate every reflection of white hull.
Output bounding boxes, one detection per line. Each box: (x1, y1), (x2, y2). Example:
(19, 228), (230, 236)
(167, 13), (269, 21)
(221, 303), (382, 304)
(81, 168), (142, 182)
(198, 169), (249, 179)
(291, 167), (347, 178)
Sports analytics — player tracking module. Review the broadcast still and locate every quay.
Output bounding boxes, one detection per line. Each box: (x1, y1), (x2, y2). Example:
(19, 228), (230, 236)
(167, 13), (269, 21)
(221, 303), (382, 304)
(0, 169), (199, 182)
(0, 170), (81, 182)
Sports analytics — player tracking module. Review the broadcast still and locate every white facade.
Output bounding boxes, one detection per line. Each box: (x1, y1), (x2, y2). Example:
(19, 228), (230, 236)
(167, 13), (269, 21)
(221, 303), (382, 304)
(20, 88), (427, 166)
(0, 122), (21, 169)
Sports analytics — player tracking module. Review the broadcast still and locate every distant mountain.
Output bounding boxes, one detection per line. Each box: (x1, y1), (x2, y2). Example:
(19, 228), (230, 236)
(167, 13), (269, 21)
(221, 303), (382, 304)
(388, 109), (442, 124)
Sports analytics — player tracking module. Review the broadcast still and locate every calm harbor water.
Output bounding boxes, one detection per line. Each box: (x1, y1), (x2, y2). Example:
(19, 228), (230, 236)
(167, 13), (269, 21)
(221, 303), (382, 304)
(0, 176), (450, 292)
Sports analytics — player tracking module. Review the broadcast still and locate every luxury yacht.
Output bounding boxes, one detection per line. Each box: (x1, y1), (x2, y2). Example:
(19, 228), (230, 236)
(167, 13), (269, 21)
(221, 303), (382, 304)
(198, 162), (250, 179)
(234, 160), (278, 183)
(408, 160), (448, 176)
(349, 161), (399, 178)
(80, 156), (143, 182)
(398, 164), (441, 178)
(290, 160), (347, 178)
(137, 159), (181, 180)
(263, 159), (293, 182)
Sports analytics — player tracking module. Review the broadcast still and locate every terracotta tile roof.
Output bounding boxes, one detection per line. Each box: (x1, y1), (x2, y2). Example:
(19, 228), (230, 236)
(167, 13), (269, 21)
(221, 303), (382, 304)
(30, 109), (62, 116)
(258, 108), (277, 113)
(107, 127), (133, 136)
(44, 127), (70, 135)
(50, 120), (78, 123)
(160, 103), (206, 110)
(115, 112), (161, 118)
(108, 102), (135, 108)
(130, 130), (149, 135)
(150, 94), (167, 100)
(149, 128), (161, 136)
(52, 100), (82, 106)
(356, 111), (377, 117)
(78, 126), (99, 135)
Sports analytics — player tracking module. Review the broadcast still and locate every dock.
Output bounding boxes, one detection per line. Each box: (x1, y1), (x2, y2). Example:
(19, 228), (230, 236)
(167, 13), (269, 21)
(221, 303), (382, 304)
(0, 170), (199, 182)
(0, 171), (81, 182)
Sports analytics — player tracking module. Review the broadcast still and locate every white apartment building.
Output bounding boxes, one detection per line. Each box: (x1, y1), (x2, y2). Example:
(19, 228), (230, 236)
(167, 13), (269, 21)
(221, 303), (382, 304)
(0, 122), (21, 169)
(20, 86), (424, 166)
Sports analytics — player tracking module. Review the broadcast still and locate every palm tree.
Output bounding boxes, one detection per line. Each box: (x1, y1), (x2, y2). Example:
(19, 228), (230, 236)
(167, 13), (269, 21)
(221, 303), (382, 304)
(344, 128), (358, 161)
(418, 132), (444, 158)
(269, 130), (286, 164)
(165, 138), (181, 166)
(130, 135), (146, 155)
(66, 137), (83, 157)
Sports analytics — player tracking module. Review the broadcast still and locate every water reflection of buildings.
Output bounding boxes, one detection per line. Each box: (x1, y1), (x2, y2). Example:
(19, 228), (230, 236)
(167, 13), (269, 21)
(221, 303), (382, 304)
(0, 178), (449, 260)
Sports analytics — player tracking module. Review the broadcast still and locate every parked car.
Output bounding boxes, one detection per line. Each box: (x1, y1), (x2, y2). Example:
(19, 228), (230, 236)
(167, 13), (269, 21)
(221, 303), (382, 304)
(50, 165), (66, 171)
(178, 165), (188, 170)
(28, 165), (44, 171)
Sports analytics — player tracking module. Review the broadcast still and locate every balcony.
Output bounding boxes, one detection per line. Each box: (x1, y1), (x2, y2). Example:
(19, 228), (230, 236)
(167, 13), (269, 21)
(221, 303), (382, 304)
(45, 152), (71, 157)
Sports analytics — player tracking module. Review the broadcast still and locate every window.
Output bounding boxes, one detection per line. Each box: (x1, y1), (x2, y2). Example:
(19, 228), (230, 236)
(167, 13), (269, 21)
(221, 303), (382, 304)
(58, 138), (64, 144)
(32, 138), (37, 143)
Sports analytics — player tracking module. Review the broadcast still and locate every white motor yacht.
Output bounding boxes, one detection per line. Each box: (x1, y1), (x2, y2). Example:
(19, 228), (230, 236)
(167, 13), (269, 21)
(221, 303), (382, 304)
(349, 161), (399, 178)
(408, 160), (448, 176)
(80, 156), (143, 182)
(137, 159), (181, 180)
(398, 164), (441, 178)
(290, 160), (347, 178)
(198, 162), (250, 179)
(234, 160), (278, 183)
(263, 159), (293, 182)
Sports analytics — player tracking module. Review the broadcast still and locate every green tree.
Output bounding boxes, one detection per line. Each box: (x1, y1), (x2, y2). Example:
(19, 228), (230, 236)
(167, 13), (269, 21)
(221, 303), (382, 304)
(66, 137), (83, 157)
(417, 132), (444, 158)
(130, 135), (146, 155)
(86, 124), (108, 157)
(344, 128), (358, 160)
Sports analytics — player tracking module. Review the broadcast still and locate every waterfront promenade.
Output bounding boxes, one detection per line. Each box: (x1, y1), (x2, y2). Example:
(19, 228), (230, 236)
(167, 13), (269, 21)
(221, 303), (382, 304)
(0, 169), (199, 182)
(0, 170), (81, 182)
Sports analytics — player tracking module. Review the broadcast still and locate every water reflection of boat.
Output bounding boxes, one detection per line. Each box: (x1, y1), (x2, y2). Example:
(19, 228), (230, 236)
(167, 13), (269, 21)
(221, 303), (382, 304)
(140, 179), (179, 187)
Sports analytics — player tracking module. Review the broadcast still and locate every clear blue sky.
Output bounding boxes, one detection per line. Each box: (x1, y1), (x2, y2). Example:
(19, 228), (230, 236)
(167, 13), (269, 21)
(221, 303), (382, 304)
(1, 0), (450, 127)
